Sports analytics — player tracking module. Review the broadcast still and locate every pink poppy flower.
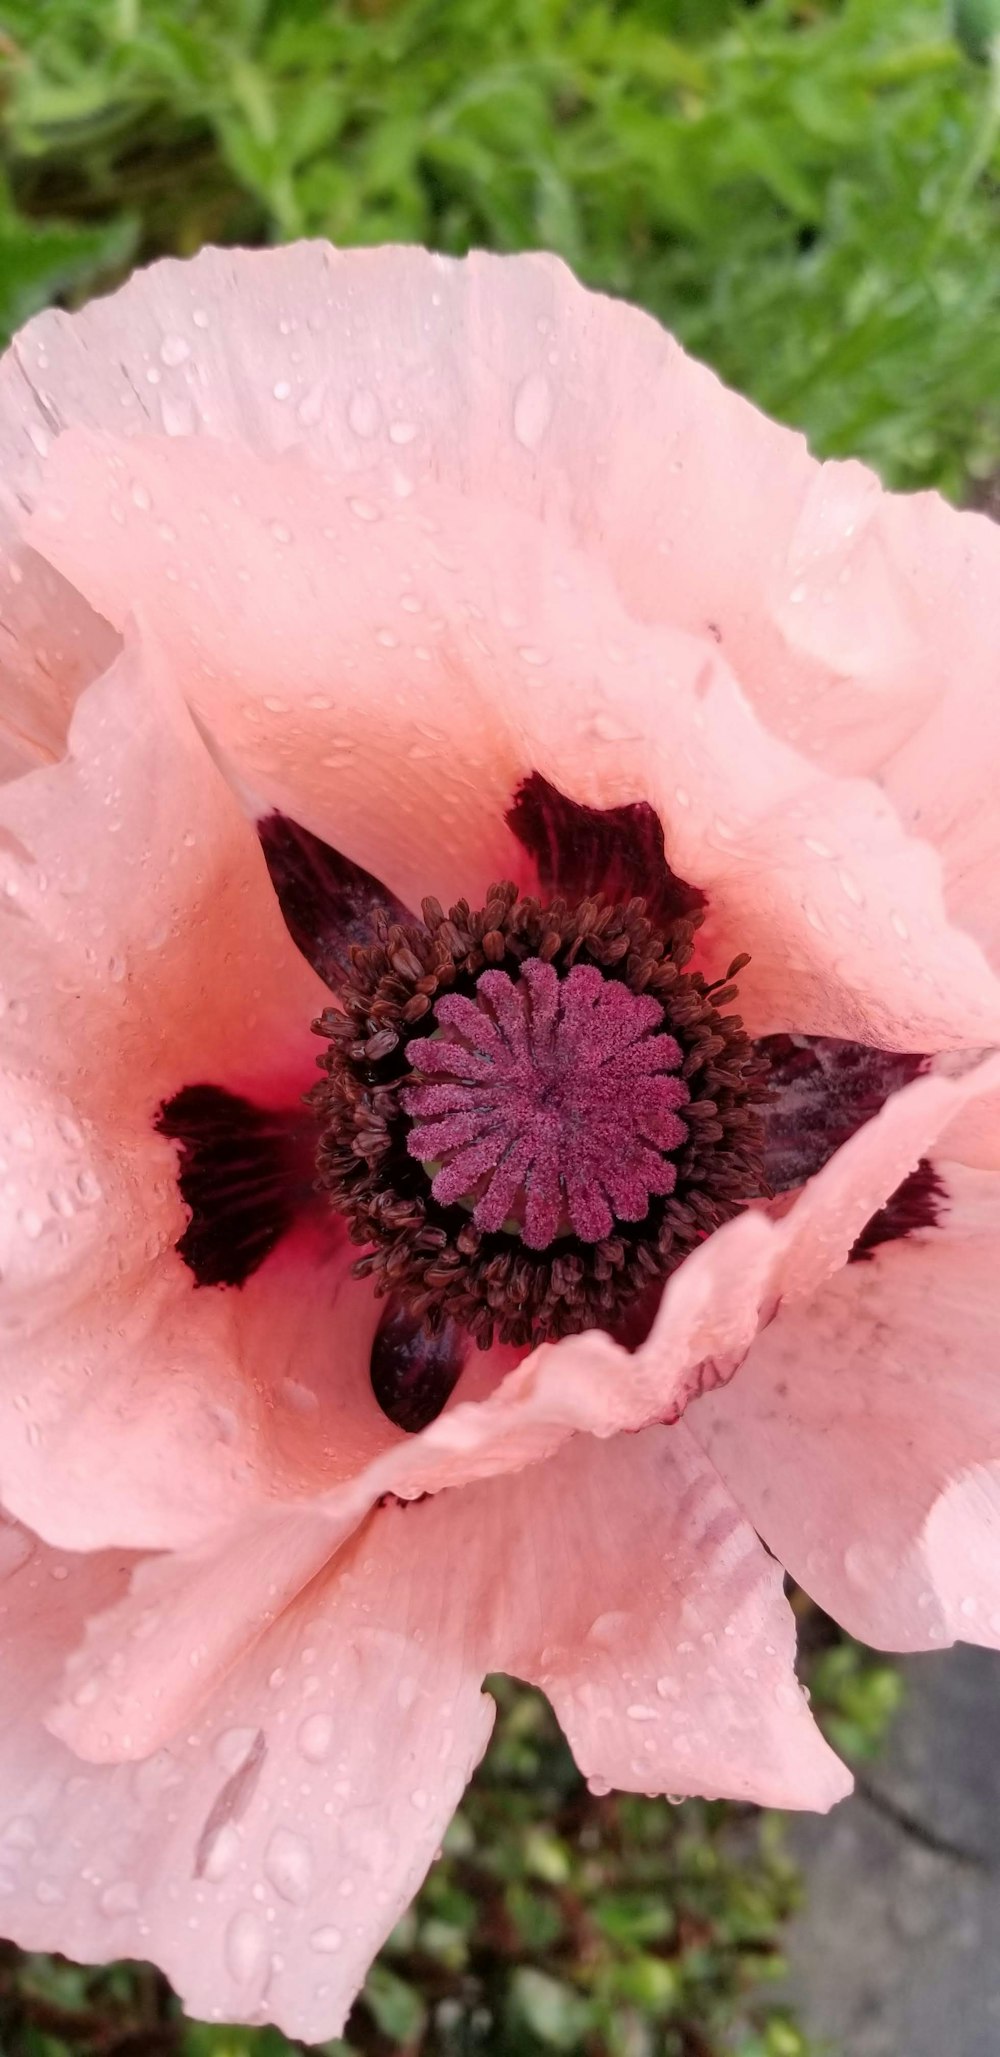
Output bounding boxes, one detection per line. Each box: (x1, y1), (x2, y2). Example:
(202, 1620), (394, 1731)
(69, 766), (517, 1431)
(2, 244), (1000, 2037)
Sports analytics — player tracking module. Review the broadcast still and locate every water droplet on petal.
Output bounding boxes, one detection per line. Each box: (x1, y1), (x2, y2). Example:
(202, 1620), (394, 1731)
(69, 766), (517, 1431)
(310, 1925), (344, 1954)
(298, 1714), (335, 1764)
(225, 1908), (269, 1984)
(3, 1817), (37, 1852)
(214, 1727), (262, 1776)
(200, 1823), (242, 1883)
(264, 1827), (313, 1904)
(347, 388), (381, 437)
(513, 371), (553, 450)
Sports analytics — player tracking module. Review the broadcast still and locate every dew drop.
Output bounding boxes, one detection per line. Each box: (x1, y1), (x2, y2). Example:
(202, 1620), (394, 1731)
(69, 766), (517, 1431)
(264, 1827), (314, 1905)
(3, 1817), (37, 1852)
(200, 1823), (242, 1883)
(389, 420), (418, 444)
(297, 383), (326, 427)
(269, 522), (292, 545)
(225, 1908), (268, 1984)
(192, 308), (210, 330)
(348, 496), (381, 523)
(214, 1727), (262, 1776)
(298, 1714), (335, 1764)
(347, 389), (381, 438)
(161, 395), (196, 437)
(272, 380), (292, 402)
(310, 1924), (344, 1954)
(513, 371), (553, 450)
(99, 1879), (140, 1916)
(586, 713), (640, 745)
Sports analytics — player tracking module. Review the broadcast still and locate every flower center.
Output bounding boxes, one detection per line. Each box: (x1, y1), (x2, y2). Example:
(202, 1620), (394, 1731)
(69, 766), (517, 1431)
(311, 880), (767, 1348)
(402, 961), (690, 1249)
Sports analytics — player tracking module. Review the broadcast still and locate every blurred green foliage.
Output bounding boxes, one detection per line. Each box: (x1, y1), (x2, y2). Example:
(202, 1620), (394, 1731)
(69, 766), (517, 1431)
(0, 1648), (896, 2057)
(2, 0), (1000, 493)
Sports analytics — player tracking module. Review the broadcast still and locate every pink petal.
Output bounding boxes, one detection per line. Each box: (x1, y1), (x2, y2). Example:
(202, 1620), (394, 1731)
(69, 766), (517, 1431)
(691, 1154), (1000, 1653)
(0, 628), (388, 1552)
(0, 1512), (492, 2042)
(0, 1428), (843, 2040)
(51, 1052), (1000, 1760)
(490, 1428), (850, 1810)
(9, 244), (1000, 973)
(22, 425), (1000, 1050)
(30, 1433), (842, 2044)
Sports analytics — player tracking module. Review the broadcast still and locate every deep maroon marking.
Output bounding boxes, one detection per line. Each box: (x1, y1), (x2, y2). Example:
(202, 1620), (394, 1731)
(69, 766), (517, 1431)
(258, 812), (412, 992)
(157, 1083), (314, 1287)
(369, 1301), (467, 1433)
(850, 1160), (947, 1262)
(506, 772), (707, 930)
(758, 1036), (928, 1193)
(403, 960), (689, 1249)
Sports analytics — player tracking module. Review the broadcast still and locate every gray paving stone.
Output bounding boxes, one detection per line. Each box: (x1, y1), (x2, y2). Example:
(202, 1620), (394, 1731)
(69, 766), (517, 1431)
(784, 1646), (1000, 2055)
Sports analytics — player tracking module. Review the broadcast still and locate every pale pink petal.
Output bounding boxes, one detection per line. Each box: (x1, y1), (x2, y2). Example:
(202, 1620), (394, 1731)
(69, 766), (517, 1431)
(690, 1160), (1000, 1653)
(12, 244), (1000, 982)
(50, 1051), (1000, 1759)
(0, 626), (377, 1552)
(489, 1429), (849, 1810)
(0, 1432), (842, 2041)
(10, 244), (1000, 919)
(0, 1512), (493, 2043)
(22, 430), (1000, 1051)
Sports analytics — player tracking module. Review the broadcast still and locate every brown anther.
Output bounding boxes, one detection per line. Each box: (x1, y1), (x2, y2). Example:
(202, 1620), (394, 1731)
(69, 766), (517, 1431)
(309, 877), (768, 1349)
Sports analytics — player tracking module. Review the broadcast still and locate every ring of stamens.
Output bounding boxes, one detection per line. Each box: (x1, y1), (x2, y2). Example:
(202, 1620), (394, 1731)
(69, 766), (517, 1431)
(311, 881), (768, 1348)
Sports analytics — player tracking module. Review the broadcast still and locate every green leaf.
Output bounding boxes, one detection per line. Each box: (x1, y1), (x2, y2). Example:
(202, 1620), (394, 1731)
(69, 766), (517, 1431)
(361, 1961), (428, 2045)
(510, 1968), (594, 2049)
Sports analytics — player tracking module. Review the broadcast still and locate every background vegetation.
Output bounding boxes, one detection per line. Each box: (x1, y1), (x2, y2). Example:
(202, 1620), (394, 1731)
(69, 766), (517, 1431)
(0, 0), (991, 2047)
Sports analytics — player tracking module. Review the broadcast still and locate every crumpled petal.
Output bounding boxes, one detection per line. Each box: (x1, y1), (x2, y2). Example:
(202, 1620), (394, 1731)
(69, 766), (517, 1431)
(12, 1428), (843, 2039)
(7, 241), (1000, 967)
(0, 1511), (493, 2042)
(487, 1428), (850, 1811)
(690, 1148), (1000, 1653)
(47, 1047), (1000, 1761)
(23, 429), (1000, 1052)
(0, 627), (372, 1552)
